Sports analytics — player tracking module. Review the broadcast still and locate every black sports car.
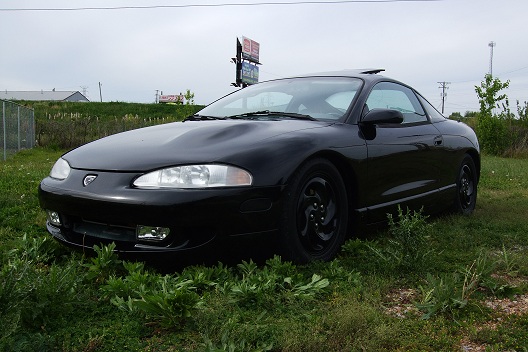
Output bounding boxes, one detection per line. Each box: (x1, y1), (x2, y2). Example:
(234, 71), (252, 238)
(38, 69), (480, 263)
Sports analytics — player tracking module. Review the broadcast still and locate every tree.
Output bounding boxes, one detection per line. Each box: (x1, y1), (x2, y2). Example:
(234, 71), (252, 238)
(474, 74), (511, 155)
(184, 89), (195, 105)
(448, 112), (463, 120)
(474, 74), (510, 118)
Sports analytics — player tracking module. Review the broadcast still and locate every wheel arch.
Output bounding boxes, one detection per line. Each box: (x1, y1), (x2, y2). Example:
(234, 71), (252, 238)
(465, 148), (481, 183)
(293, 150), (361, 236)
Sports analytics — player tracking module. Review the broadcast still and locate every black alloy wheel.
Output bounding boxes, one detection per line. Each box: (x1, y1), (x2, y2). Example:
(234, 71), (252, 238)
(454, 154), (477, 215)
(280, 158), (348, 263)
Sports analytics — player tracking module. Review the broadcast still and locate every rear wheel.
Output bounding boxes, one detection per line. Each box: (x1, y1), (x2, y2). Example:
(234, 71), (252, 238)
(453, 154), (477, 215)
(280, 158), (348, 263)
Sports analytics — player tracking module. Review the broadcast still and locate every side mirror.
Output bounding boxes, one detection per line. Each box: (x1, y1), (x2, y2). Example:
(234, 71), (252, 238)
(361, 109), (403, 125)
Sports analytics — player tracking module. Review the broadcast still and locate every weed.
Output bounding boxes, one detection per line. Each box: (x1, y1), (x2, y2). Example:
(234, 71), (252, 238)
(180, 262), (232, 293)
(104, 260), (201, 329)
(112, 287), (201, 329)
(0, 258), (29, 341)
(416, 251), (506, 319)
(84, 242), (123, 283)
(228, 258), (329, 307)
(363, 206), (433, 273)
(8, 234), (62, 264)
(102, 261), (158, 299)
(203, 332), (273, 352)
(416, 272), (469, 319)
(497, 243), (520, 276)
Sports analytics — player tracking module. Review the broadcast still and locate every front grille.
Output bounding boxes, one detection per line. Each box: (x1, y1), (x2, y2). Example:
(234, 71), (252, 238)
(72, 220), (136, 242)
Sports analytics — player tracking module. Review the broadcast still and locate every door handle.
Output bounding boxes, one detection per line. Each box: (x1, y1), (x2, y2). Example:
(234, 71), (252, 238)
(434, 136), (443, 146)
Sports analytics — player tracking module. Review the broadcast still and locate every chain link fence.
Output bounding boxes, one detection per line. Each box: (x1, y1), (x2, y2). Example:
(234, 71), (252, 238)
(1, 100), (36, 161)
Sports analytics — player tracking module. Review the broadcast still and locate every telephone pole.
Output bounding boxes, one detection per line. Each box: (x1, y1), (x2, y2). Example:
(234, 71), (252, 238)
(437, 81), (450, 114)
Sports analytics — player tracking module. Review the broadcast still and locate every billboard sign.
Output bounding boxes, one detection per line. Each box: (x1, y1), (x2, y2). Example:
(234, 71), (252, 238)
(159, 94), (184, 103)
(241, 36), (260, 63)
(241, 62), (259, 85)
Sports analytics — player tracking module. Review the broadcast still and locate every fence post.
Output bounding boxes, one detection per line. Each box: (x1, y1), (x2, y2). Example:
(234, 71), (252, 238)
(2, 101), (6, 161)
(31, 109), (35, 148)
(18, 105), (21, 151)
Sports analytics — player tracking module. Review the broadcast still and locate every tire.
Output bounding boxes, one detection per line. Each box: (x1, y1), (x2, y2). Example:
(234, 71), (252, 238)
(279, 158), (348, 263)
(453, 154), (477, 215)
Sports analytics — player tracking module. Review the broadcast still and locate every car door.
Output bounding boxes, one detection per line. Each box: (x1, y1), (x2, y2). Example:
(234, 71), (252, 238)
(361, 81), (444, 223)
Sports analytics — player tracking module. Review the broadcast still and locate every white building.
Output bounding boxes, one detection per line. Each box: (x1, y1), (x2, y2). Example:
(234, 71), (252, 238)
(2, 90), (89, 102)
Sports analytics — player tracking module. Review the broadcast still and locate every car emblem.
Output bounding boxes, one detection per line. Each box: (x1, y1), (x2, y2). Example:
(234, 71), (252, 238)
(83, 175), (98, 186)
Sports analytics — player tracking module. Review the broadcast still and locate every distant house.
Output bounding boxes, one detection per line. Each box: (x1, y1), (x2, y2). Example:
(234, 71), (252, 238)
(2, 90), (89, 102)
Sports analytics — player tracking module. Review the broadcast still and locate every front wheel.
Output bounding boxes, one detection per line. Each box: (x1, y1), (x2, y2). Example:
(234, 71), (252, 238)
(453, 154), (478, 215)
(279, 158), (348, 263)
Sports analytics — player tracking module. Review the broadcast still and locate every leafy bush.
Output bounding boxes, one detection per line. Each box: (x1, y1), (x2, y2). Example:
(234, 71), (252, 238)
(477, 113), (509, 155)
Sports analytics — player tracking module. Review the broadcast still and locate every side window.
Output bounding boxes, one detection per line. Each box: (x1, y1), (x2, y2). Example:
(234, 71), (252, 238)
(417, 93), (446, 122)
(365, 82), (427, 124)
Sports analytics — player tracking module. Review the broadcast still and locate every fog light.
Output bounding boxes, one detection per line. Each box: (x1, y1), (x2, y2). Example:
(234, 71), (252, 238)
(46, 210), (61, 226)
(136, 225), (170, 241)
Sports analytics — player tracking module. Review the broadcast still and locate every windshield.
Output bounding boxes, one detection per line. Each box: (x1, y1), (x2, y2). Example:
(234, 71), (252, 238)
(198, 77), (363, 121)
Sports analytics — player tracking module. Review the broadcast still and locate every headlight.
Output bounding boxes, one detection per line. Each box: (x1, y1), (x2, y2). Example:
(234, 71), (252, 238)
(133, 164), (253, 189)
(50, 158), (71, 180)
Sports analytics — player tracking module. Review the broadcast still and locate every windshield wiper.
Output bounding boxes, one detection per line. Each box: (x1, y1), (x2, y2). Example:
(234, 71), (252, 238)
(184, 114), (227, 122)
(226, 110), (316, 121)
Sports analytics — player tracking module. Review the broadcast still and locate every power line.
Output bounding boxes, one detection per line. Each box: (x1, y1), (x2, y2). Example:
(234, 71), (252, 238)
(0, 0), (443, 12)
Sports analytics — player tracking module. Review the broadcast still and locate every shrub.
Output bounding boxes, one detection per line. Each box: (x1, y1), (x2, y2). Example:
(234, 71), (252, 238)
(477, 113), (509, 155)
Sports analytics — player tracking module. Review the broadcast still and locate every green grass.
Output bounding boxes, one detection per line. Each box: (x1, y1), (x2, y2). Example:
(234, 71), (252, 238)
(25, 101), (204, 149)
(1, 149), (528, 351)
(23, 100), (203, 121)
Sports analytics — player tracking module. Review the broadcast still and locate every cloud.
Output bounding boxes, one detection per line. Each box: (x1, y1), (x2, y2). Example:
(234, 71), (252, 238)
(1, 0), (527, 115)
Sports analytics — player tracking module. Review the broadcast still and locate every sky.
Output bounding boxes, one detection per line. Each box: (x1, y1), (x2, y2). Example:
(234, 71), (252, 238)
(1, 0), (527, 116)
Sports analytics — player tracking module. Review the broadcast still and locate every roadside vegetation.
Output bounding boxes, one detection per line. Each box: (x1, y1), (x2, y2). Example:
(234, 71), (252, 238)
(21, 101), (203, 149)
(450, 74), (528, 158)
(1, 80), (527, 350)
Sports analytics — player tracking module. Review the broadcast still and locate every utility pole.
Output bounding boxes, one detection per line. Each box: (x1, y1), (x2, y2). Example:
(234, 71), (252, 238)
(488, 41), (496, 77)
(437, 81), (450, 114)
(98, 82), (103, 102)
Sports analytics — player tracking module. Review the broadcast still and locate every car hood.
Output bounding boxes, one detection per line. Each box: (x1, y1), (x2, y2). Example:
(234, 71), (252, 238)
(63, 119), (333, 171)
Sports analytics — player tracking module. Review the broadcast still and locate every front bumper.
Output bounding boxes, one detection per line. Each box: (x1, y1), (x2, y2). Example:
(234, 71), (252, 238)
(38, 170), (282, 253)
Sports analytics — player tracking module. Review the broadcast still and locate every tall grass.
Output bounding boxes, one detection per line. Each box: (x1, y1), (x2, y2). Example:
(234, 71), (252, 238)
(1, 149), (528, 351)
(21, 101), (203, 149)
